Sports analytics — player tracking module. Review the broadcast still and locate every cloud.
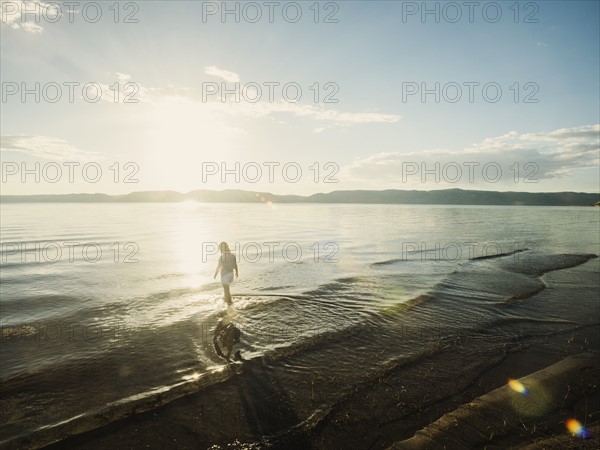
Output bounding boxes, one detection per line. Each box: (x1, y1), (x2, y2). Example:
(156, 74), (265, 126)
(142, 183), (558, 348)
(16, 20), (43, 33)
(116, 72), (131, 82)
(343, 125), (599, 188)
(1, 0), (63, 33)
(282, 103), (400, 124)
(93, 72), (147, 103)
(118, 69), (401, 127)
(220, 100), (402, 125)
(0, 135), (99, 160)
(204, 66), (241, 83)
(522, 125), (600, 141)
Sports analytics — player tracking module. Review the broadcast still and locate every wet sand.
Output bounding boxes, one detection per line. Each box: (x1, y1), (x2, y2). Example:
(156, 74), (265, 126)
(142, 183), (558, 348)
(389, 351), (599, 449)
(27, 324), (598, 450)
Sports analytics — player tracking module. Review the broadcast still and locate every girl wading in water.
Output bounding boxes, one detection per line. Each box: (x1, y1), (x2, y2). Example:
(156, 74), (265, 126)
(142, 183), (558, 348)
(213, 242), (238, 305)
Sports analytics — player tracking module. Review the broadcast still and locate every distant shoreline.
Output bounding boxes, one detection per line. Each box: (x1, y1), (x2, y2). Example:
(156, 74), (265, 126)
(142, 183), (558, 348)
(2, 188), (599, 206)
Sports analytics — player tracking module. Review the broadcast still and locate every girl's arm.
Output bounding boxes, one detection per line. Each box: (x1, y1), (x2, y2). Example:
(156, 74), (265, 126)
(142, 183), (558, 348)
(214, 258), (222, 279)
(234, 257), (239, 277)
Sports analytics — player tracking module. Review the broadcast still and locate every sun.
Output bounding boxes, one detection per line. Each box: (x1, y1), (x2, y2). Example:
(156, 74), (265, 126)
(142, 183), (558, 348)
(138, 95), (246, 192)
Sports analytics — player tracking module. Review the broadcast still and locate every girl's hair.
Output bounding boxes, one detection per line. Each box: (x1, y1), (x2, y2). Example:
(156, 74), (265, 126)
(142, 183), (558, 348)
(219, 242), (230, 252)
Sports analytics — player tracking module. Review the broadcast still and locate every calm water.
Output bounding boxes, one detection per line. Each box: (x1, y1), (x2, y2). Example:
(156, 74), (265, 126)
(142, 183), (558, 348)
(1, 203), (599, 447)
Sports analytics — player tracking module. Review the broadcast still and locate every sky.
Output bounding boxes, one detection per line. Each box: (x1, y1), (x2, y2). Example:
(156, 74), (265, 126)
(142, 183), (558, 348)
(1, 0), (599, 196)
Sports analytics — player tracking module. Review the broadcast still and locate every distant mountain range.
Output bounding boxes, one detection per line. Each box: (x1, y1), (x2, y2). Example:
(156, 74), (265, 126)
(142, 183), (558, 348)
(2, 189), (599, 206)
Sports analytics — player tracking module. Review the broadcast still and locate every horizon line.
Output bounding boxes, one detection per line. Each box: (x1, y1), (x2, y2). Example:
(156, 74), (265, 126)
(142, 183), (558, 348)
(2, 187), (600, 198)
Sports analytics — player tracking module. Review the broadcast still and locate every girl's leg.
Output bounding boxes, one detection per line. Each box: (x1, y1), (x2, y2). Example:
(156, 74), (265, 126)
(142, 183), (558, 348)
(223, 284), (232, 304)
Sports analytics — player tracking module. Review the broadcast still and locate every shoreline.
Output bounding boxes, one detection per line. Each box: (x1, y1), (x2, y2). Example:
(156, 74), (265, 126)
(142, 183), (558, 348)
(3, 257), (598, 450)
(26, 324), (598, 450)
(389, 351), (599, 449)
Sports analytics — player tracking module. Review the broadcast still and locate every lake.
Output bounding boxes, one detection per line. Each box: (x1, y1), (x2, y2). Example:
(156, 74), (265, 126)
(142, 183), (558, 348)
(1, 203), (599, 447)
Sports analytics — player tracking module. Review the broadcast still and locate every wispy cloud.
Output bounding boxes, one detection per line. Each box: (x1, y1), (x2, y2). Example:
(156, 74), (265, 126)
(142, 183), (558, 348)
(0, 0), (62, 33)
(343, 125), (599, 189)
(204, 66), (241, 83)
(215, 100), (402, 126)
(115, 72), (131, 82)
(261, 102), (401, 124)
(134, 67), (401, 127)
(0, 135), (98, 160)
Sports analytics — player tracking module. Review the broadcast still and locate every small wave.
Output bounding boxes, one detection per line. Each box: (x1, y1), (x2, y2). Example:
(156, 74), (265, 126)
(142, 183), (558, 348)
(143, 284), (216, 302)
(373, 252), (597, 315)
(234, 293), (305, 298)
(469, 248), (529, 261)
(300, 276), (369, 298)
(155, 272), (187, 280)
(507, 283), (546, 301)
(371, 258), (404, 267)
(335, 276), (366, 284)
(490, 316), (582, 327)
(371, 249), (440, 267)
(1, 324), (40, 340)
(499, 253), (598, 277)
(0, 294), (85, 325)
(256, 285), (296, 292)
(380, 293), (435, 316)
(233, 294), (305, 311)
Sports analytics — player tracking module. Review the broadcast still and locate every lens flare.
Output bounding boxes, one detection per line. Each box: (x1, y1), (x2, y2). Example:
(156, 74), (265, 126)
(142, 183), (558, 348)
(566, 418), (589, 438)
(508, 378), (528, 395)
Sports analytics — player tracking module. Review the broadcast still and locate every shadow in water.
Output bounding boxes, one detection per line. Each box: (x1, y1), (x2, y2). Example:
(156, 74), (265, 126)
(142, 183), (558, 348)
(229, 359), (313, 449)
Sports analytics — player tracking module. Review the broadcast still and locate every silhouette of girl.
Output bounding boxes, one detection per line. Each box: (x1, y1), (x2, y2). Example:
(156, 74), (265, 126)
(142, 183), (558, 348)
(213, 242), (238, 304)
